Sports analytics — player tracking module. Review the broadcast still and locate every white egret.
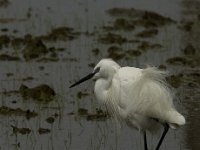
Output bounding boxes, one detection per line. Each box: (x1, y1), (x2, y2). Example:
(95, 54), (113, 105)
(70, 58), (185, 150)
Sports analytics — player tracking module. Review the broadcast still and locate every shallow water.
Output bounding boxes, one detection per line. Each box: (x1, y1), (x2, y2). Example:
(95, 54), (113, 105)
(0, 0), (199, 150)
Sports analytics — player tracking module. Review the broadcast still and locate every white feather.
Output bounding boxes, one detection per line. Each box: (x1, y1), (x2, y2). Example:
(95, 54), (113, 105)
(94, 59), (185, 132)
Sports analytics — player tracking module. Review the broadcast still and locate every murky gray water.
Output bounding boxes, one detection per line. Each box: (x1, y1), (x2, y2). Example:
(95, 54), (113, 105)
(0, 0), (200, 149)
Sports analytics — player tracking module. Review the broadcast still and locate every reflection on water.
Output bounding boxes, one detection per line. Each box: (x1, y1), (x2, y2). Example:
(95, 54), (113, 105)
(0, 0), (199, 149)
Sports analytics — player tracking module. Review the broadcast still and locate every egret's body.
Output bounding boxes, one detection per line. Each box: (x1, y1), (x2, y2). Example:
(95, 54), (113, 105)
(70, 58), (185, 150)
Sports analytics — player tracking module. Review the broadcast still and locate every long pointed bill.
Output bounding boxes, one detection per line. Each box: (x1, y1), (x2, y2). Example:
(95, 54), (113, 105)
(69, 72), (96, 88)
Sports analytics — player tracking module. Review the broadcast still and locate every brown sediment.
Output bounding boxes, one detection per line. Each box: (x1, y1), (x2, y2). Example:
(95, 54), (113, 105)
(98, 33), (127, 45)
(0, 35), (10, 48)
(107, 46), (125, 60)
(39, 26), (80, 41)
(178, 21), (194, 32)
(0, 18), (27, 23)
(92, 48), (100, 56)
(0, 54), (20, 61)
(39, 66), (45, 70)
(107, 8), (176, 28)
(137, 41), (162, 51)
(136, 29), (158, 38)
(38, 128), (50, 134)
(22, 38), (48, 61)
(77, 91), (89, 99)
(166, 56), (189, 65)
(87, 109), (110, 121)
(46, 117), (55, 124)
(0, 106), (37, 118)
(11, 125), (31, 135)
(166, 74), (183, 88)
(68, 108), (110, 121)
(103, 18), (135, 31)
(158, 64), (167, 70)
(78, 108), (88, 116)
(126, 49), (141, 57)
(0, 26), (79, 61)
(6, 73), (14, 77)
(19, 84), (55, 102)
(62, 58), (78, 62)
(0, 0), (10, 7)
(183, 44), (196, 55)
(88, 63), (95, 68)
(11, 38), (25, 49)
(37, 57), (59, 62)
(107, 46), (143, 60)
(21, 76), (34, 81)
(1, 28), (8, 32)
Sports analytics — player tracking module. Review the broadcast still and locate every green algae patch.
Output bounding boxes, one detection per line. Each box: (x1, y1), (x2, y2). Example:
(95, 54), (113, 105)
(19, 84), (55, 102)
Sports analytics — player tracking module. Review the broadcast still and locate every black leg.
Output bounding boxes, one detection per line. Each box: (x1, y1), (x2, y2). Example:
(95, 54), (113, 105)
(143, 131), (148, 150)
(155, 123), (169, 150)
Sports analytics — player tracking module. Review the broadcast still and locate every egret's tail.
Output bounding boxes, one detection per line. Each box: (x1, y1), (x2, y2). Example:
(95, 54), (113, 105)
(128, 67), (186, 130)
(166, 110), (186, 129)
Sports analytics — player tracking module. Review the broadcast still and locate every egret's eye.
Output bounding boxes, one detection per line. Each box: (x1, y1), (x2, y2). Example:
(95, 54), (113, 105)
(94, 67), (100, 73)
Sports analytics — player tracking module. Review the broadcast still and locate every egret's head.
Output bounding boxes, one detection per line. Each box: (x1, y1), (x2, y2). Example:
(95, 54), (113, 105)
(69, 58), (120, 88)
(93, 59), (120, 80)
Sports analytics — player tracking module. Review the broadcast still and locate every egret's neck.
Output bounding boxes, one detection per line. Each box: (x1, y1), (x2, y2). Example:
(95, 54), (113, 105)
(94, 76), (112, 103)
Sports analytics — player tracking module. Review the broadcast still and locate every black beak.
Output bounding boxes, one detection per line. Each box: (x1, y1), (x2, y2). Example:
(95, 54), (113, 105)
(69, 72), (96, 88)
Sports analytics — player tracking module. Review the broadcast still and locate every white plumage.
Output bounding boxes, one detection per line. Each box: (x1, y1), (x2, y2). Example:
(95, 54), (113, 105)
(70, 58), (185, 150)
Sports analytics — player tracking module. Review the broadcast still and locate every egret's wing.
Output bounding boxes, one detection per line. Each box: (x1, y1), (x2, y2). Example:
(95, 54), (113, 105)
(110, 67), (143, 117)
(111, 67), (176, 121)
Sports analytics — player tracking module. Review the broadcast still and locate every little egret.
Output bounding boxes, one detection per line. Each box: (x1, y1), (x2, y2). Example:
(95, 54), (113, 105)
(70, 58), (185, 150)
